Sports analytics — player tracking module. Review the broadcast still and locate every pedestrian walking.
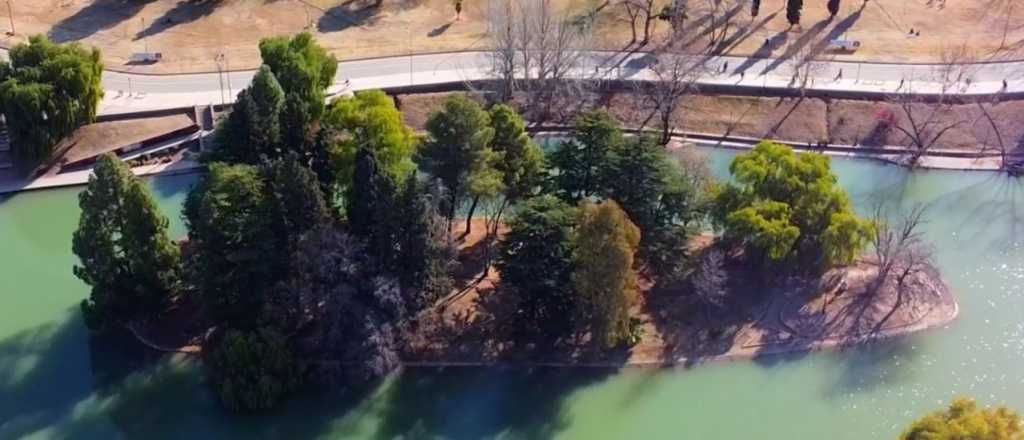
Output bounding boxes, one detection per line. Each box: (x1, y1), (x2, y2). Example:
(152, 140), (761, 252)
(1004, 79), (1009, 90)
(722, 61), (729, 73)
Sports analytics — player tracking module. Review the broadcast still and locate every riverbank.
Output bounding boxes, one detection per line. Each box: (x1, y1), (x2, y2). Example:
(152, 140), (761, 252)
(0, 128), (1004, 197)
(0, 155), (202, 195)
(402, 227), (959, 369)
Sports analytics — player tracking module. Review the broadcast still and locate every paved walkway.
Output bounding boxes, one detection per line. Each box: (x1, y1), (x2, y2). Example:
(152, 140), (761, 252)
(95, 50), (1024, 116)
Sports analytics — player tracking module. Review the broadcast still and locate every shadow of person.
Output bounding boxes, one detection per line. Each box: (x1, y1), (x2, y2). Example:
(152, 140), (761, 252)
(428, 22), (453, 38)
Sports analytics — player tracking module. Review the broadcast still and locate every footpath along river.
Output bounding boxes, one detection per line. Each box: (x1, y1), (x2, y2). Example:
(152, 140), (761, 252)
(1, 148), (1023, 439)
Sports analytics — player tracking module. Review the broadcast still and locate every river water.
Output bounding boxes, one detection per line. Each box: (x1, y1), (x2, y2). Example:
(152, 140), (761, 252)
(2, 149), (1023, 439)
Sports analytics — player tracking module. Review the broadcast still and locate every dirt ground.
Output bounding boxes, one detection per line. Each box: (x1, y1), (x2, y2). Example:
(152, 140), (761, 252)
(397, 90), (1024, 153)
(11, 0), (1024, 74)
(408, 221), (958, 366)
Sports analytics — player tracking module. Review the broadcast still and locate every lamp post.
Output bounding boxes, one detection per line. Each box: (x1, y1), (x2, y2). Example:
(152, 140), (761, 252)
(215, 53), (226, 106)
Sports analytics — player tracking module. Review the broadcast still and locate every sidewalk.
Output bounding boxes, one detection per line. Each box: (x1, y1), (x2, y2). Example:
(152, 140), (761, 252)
(97, 51), (1024, 116)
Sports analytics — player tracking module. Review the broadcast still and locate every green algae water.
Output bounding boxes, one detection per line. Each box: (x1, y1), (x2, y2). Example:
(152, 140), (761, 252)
(3, 150), (1024, 439)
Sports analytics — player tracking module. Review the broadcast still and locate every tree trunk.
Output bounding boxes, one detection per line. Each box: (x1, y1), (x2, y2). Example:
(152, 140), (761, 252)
(464, 195), (480, 237)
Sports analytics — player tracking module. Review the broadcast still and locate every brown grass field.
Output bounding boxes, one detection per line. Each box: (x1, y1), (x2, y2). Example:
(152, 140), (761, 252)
(9, 0), (1024, 73)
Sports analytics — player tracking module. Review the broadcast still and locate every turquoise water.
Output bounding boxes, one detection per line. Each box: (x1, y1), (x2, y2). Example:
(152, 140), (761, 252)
(2, 150), (1023, 439)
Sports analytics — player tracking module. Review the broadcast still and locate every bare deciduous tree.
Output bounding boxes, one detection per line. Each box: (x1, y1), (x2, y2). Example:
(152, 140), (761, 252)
(486, 0), (594, 120)
(886, 87), (968, 166)
(620, 0), (662, 45)
(692, 248), (727, 321)
(637, 51), (709, 145)
(870, 202), (934, 329)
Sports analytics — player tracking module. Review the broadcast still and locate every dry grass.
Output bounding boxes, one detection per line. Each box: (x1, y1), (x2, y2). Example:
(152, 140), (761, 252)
(397, 90), (1024, 152)
(11, 0), (1024, 74)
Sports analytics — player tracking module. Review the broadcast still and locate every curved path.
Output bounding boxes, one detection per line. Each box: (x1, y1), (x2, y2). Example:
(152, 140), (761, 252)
(94, 50), (1024, 116)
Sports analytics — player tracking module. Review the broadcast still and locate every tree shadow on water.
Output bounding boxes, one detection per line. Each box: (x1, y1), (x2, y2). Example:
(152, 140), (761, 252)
(147, 170), (200, 200)
(363, 366), (616, 440)
(0, 309), (94, 438)
(822, 336), (921, 399)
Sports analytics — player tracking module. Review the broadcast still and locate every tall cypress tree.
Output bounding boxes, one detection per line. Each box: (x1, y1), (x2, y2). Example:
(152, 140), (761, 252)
(74, 154), (180, 331)
(752, 0), (761, 17)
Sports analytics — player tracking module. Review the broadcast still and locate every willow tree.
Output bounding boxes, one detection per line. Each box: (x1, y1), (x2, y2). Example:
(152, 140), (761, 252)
(73, 154), (180, 332)
(573, 200), (641, 349)
(713, 141), (873, 271)
(901, 398), (1022, 440)
(258, 32), (337, 121)
(324, 89), (417, 190)
(0, 35), (103, 169)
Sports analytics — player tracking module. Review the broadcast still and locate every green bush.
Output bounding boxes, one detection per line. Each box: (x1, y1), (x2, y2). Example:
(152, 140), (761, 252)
(207, 328), (303, 412)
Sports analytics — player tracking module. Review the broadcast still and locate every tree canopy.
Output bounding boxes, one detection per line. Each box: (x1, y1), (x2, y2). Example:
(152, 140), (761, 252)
(901, 399), (1022, 440)
(212, 65), (285, 164)
(258, 32), (337, 121)
(207, 328), (302, 412)
(549, 110), (622, 201)
(605, 135), (706, 277)
(496, 195), (579, 340)
(73, 154), (180, 332)
(489, 104), (545, 203)
(712, 141), (873, 271)
(184, 163), (281, 326)
(325, 89), (417, 189)
(0, 35), (103, 169)
(418, 95), (496, 229)
(573, 200), (641, 349)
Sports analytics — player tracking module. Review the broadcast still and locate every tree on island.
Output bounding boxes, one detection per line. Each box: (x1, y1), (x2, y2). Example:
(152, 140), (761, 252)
(477, 104), (546, 271)
(207, 328), (302, 412)
(550, 110), (623, 202)
(496, 195), (579, 341)
(0, 35), (103, 170)
(73, 154), (180, 332)
(605, 135), (706, 277)
(264, 153), (332, 250)
(273, 226), (406, 387)
(712, 141), (874, 272)
(900, 398), (1022, 440)
(418, 94), (497, 234)
(183, 163), (282, 326)
(212, 65), (285, 164)
(573, 200), (641, 349)
(348, 147), (455, 311)
(325, 89), (418, 192)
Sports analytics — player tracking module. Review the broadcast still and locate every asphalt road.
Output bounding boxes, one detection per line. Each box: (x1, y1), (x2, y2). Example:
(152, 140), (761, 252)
(100, 50), (1024, 96)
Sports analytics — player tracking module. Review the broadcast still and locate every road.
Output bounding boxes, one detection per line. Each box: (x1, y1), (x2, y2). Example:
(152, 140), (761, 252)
(97, 50), (1024, 115)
